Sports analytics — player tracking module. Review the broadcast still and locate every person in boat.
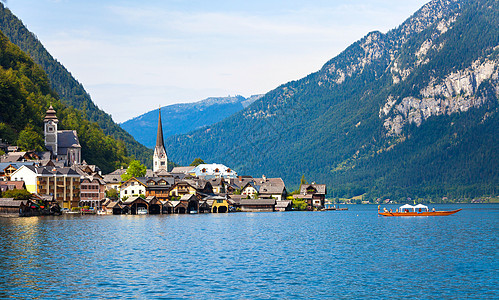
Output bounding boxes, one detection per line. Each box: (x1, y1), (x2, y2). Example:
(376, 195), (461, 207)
(389, 208), (392, 213)
(383, 207), (388, 212)
(432, 208), (435, 212)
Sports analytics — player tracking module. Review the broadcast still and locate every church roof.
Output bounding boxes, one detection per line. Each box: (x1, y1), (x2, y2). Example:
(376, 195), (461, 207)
(44, 105), (58, 122)
(155, 108), (165, 150)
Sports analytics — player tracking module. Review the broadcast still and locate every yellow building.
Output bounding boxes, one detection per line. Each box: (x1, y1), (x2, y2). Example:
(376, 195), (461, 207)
(10, 165), (81, 209)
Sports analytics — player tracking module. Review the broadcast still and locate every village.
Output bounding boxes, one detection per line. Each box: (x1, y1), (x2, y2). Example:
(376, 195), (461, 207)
(0, 106), (329, 216)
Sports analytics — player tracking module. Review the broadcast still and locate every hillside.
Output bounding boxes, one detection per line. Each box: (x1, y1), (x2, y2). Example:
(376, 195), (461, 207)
(121, 95), (262, 148)
(0, 4), (153, 167)
(0, 31), (129, 172)
(166, 0), (499, 200)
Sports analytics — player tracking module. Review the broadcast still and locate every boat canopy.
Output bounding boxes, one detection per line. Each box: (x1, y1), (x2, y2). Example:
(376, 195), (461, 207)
(399, 204), (414, 210)
(414, 204), (429, 211)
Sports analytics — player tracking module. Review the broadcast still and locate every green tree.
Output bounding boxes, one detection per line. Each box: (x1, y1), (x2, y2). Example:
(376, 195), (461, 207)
(17, 124), (44, 152)
(121, 160), (146, 181)
(300, 175), (308, 185)
(2, 189), (31, 200)
(105, 188), (118, 200)
(190, 158), (205, 166)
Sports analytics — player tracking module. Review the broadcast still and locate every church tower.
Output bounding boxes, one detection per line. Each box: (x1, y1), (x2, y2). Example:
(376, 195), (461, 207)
(44, 105), (58, 156)
(153, 107), (168, 172)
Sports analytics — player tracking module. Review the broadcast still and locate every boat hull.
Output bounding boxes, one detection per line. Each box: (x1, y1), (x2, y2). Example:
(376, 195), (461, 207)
(378, 209), (462, 217)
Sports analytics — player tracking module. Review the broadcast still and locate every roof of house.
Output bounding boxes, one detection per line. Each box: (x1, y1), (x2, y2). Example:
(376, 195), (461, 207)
(17, 165), (80, 176)
(300, 184), (327, 195)
(180, 194), (197, 201)
(57, 130), (81, 155)
(275, 200), (292, 208)
(0, 181), (25, 190)
(257, 177), (286, 195)
(171, 166), (195, 174)
(0, 198), (28, 207)
(239, 198), (276, 206)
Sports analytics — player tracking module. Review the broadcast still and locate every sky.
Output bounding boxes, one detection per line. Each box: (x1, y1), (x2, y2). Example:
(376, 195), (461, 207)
(5, 0), (429, 123)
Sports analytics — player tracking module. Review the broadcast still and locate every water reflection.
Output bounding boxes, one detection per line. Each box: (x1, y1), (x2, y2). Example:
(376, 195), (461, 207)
(0, 204), (497, 299)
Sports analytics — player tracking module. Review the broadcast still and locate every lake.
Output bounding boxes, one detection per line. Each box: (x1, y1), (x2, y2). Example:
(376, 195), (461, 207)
(0, 204), (497, 299)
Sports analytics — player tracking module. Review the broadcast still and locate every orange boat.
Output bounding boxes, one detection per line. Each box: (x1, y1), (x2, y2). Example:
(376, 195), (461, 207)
(378, 204), (462, 217)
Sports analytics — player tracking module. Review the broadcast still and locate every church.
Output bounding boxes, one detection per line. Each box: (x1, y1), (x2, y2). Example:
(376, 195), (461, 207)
(153, 107), (168, 173)
(44, 105), (81, 166)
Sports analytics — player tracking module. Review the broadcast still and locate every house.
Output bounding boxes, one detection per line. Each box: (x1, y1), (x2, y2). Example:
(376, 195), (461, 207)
(190, 163), (238, 179)
(0, 181), (26, 193)
(119, 177), (147, 199)
(143, 177), (175, 202)
(204, 195), (229, 213)
(295, 183), (327, 210)
(122, 196), (150, 215)
(79, 176), (106, 209)
(208, 177), (225, 194)
(103, 168), (126, 191)
(240, 181), (260, 198)
(169, 179), (213, 198)
(0, 198), (31, 216)
(225, 176), (255, 194)
(275, 200), (292, 212)
(238, 198), (276, 212)
(10, 165), (81, 209)
(257, 176), (287, 200)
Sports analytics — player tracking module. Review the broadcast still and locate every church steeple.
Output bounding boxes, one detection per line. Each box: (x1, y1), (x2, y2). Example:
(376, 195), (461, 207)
(44, 105), (59, 156)
(156, 107), (165, 149)
(153, 107), (168, 172)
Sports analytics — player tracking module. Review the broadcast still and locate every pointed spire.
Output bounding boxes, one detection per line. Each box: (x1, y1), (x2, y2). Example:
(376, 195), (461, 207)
(156, 106), (164, 149)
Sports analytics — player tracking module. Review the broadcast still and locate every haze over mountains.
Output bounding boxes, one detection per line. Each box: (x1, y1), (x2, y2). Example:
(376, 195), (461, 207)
(121, 95), (262, 149)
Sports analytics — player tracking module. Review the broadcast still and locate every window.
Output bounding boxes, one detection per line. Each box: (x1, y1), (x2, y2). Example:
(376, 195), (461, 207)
(161, 162), (165, 166)
(124, 190), (128, 194)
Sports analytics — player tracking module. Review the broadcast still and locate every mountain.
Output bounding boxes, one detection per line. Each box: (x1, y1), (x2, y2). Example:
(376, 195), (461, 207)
(166, 0), (499, 200)
(0, 4), (153, 167)
(0, 30), (129, 172)
(121, 95), (262, 149)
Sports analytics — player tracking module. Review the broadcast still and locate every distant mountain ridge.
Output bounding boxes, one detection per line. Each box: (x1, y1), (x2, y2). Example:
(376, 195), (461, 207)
(0, 4), (153, 167)
(166, 0), (498, 199)
(121, 95), (262, 149)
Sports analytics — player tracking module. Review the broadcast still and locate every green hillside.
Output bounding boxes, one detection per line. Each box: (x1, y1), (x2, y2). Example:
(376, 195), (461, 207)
(0, 3), (153, 167)
(166, 0), (499, 200)
(0, 30), (130, 172)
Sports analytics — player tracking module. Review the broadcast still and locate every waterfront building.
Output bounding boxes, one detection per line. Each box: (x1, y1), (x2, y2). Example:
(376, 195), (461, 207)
(10, 165), (81, 209)
(153, 108), (168, 173)
(79, 176), (106, 208)
(295, 183), (327, 210)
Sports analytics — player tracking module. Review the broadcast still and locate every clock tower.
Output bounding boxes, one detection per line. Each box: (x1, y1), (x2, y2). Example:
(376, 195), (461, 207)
(44, 105), (59, 156)
(153, 107), (168, 172)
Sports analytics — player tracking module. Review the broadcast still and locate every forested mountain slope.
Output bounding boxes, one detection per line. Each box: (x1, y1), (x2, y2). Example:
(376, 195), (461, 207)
(121, 95), (261, 148)
(166, 0), (498, 199)
(0, 31), (130, 172)
(0, 4), (153, 167)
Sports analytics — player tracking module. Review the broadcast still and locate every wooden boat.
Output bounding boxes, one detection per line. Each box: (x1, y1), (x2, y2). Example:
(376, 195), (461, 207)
(378, 209), (462, 217)
(378, 204), (461, 217)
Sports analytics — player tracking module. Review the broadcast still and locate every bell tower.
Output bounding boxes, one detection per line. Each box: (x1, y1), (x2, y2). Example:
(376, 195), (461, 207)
(153, 107), (168, 172)
(44, 105), (58, 156)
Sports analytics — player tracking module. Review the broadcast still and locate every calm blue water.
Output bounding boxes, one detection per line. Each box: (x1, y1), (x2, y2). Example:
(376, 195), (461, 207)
(0, 204), (497, 299)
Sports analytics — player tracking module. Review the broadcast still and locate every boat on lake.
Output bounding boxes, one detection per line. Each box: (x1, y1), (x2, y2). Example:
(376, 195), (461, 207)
(378, 204), (461, 217)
